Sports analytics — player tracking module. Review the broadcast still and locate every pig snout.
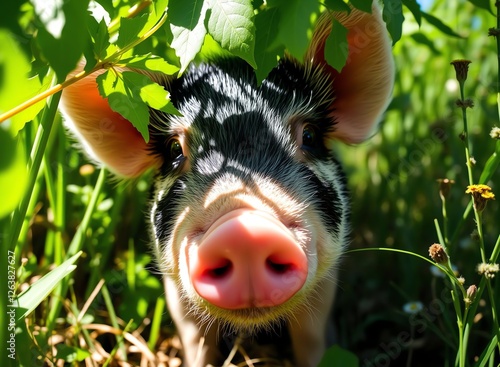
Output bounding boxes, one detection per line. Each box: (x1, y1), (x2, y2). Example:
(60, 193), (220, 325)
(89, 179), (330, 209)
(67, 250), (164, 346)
(188, 209), (308, 310)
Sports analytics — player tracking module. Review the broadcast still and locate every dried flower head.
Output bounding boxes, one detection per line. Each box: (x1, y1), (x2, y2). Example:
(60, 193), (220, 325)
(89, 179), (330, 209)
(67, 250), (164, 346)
(450, 60), (472, 83)
(437, 178), (455, 199)
(477, 263), (499, 279)
(490, 126), (500, 140)
(429, 243), (448, 264)
(466, 184), (495, 212)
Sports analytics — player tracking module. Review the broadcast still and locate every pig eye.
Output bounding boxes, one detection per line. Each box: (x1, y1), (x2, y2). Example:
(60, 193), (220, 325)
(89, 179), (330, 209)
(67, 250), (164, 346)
(301, 124), (320, 150)
(167, 137), (184, 161)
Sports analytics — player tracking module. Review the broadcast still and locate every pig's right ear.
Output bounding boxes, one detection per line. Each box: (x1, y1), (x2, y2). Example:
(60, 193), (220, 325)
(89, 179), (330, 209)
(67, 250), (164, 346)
(306, 3), (394, 144)
(60, 69), (163, 177)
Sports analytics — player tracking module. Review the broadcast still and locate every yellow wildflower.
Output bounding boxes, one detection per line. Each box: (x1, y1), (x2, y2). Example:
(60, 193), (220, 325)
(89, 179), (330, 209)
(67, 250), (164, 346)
(466, 184), (495, 211)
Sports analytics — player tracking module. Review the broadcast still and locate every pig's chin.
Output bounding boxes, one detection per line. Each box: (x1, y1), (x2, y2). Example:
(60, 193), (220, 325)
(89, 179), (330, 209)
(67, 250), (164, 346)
(193, 290), (310, 334)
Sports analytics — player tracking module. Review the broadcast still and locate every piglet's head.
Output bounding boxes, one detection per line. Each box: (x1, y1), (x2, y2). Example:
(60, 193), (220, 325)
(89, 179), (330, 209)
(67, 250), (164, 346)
(60, 3), (394, 330)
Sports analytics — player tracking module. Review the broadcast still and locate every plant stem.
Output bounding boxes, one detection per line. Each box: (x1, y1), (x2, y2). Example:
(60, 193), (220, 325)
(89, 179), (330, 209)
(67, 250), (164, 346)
(496, 0), (500, 121)
(0, 11), (167, 124)
(490, 234), (500, 263)
(485, 279), (500, 352)
(46, 168), (107, 334)
(458, 82), (474, 186)
(7, 78), (60, 252)
(442, 196), (449, 247)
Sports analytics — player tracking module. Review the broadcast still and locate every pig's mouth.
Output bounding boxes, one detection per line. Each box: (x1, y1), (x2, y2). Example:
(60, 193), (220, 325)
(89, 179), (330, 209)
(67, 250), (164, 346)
(187, 209), (309, 317)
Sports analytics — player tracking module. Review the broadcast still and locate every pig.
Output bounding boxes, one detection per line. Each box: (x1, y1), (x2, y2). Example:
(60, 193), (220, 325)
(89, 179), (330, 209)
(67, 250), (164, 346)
(60, 3), (393, 366)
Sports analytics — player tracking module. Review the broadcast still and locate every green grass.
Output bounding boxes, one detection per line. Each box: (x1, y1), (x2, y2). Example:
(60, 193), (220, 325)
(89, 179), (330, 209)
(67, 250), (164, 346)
(1, 0), (500, 366)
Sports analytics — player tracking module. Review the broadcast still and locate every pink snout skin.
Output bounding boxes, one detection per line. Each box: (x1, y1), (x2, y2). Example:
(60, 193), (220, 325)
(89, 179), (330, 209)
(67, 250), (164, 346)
(188, 209), (308, 310)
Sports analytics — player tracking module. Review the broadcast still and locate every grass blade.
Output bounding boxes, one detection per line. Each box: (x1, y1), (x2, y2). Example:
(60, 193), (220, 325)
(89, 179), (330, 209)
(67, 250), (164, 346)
(16, 251), (82, 320)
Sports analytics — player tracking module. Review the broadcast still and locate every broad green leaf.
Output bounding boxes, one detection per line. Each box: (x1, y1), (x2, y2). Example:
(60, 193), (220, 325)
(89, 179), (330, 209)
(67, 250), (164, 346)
(116, 14), (149, 49)
(92, 19), (111, 60)
(206, 0), (256, 68)
(0, 30), (50, 132)
(402, 0), (421, 26)
(198, 33), (233, 60)
(17, 252), (82, 320)
(382, 0), (404, 45)
(0, 129), (28, 218)
(254, 7), (283, 83)
(96, 70), (151, 142)
(410, 33), (440, 55)
(121, 72), (179, 115)
(324, 19), (349, 72)
(121, 54), (179, 75)
(35, 0), (91, 81)
(124, 0), (168, 49)
(318, 345), (359, 367)
(350, 0), (372, 13)
(323, 0), (351, 13)
(169, 0), (209, 73)
(145, 0), (169, 30)
(0, 0), (28, 57)
(276, 0), (320, 59)
(421, 11), (461, 38)
(467, 0), (493, 14)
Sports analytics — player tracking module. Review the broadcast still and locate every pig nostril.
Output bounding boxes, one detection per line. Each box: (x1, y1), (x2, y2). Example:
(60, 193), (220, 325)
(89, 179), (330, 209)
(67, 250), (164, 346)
(266, 257), (294, 274)
(205, 260), (233, 279)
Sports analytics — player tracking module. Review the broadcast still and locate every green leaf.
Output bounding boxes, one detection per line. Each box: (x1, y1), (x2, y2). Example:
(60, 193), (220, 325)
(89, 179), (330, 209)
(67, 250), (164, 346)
(0, 129), (28, 219)
(254, 7), (284, 83)
(126, 75), (179, 116)
(198, 33), (233, 60)
(116, 14), (149, 49)
(410, 33), (440, 55)
(382, 0), (404, 45)
(402, 0), (421, 26)
(350, 0), (372, 13)
(421, 11), (461, 38)
(206, 0), (256, 68)
(93, 18), (111, 60)
(318, 345), (359, 367)
(17, 252), (82, 320)
(121, 54), (179, 75)
(96, 70), (151, 142)
(0, 30), (51, 132)
(169, 0), (209, 74)
(276, 0), (320, 59)
(323, 0), (351, 13)
(324, 19), (349, 72)
(121, 71), (179, 115)
(150, 0), (169, 26)
(479, 140), (500, 184)
(34, 0), (91, 81)
(467, 0), (493, 14)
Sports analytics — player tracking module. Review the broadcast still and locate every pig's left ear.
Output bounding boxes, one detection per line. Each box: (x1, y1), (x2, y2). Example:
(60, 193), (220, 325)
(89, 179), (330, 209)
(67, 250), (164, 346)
(306, 3), (394, 144)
